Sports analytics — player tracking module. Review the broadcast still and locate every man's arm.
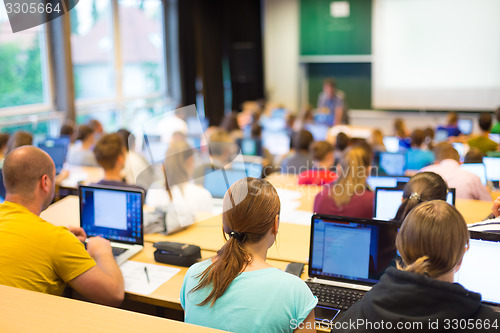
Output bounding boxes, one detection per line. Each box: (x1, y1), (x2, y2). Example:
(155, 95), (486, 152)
(68, 237), (124, 307)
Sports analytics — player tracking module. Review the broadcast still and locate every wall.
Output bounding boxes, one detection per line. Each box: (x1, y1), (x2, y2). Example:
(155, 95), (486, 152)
(263, 0), (299, 111)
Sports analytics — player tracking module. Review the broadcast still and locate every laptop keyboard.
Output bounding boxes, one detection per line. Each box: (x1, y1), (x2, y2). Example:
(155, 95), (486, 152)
(306, 282), (365, 310)
(112, 247), (127, 257)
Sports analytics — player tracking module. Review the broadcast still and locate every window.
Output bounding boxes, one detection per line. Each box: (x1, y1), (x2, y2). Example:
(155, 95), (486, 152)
(0, 9), (48, 109)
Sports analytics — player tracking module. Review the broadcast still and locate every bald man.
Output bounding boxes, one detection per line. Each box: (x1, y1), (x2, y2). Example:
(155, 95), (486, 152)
(0, 146), (124, 306)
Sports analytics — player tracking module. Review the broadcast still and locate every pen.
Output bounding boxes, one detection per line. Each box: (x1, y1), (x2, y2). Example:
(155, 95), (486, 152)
(144, 266), (150, 284)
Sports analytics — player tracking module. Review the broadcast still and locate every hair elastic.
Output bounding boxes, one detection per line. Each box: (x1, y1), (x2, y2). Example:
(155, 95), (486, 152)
(229, 231), (245, 242)
(409, 192), (421, 202)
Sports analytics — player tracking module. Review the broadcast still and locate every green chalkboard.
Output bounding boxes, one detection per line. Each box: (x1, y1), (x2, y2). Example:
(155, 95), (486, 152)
(300, 0), (372, 55)
(308, 63), (372, 110)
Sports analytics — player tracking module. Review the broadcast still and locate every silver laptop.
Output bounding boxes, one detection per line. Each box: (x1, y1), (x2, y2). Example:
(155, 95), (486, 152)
(306, 214), (400, 324)
(79, 185), (144, 266)
(455, 231), (500, 307)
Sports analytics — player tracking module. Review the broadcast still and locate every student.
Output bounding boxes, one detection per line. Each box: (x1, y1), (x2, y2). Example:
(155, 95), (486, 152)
(369, 129), (386, 153)
(436, 111), (462, 137)
(180, 178), (317, 333)
(314, 146), (373, 218)
(60, 120), (76, 143)
(0, 133), (9, 163)
(92, 133), (144, 191)
(298, 141), (337, 186)
(393, 171), (448, 223)
(5, 130), (33, 154)
(420, 142), (490, 201)
(406, 129), (435, 171)
(281, 129), (314, 174)
(333, 132), (349, 165)
(0, 146), (124, 306)
(468, 113), (497, 155)
(67, 125), (99, 167)
(393, 118), (411, 150)
(490, 106), (500, 134)
(87, 118), (104, 140)
(220, 112), (243, 140)
(335, 200), (500, 332)
(463, 147), (484, 164)
(116, 128), (152, 188)
(146, 141), (213, 229)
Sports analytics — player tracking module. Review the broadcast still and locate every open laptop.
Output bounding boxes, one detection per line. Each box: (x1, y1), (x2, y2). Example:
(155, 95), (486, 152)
(38, 138), (70, 175)
(377, 152), (407, 176)
(203, 168), (248, 199)
(236, 138), (263, 156)
(454, 231), (500, 307)
(232, 161), (264, 179)
(374, 187), (456, 220)
(79, 185), (144, 266)
(483, 157), (500, 188)
(461, 163), (487, 186)
(306, 214), (400, 324)
(366, 176), (409, 191)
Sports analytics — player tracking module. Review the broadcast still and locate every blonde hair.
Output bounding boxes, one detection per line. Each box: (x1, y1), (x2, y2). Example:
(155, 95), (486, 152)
(396, 200), (469, 278)
(163, 141), (194, 200)
(329, 147), (371, 207)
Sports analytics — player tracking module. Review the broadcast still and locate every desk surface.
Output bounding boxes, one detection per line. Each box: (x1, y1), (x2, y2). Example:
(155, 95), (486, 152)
(0, 284), (226, 333)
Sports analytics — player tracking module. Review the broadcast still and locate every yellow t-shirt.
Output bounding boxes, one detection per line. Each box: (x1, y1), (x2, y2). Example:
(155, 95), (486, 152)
(0, 201), (96, 295)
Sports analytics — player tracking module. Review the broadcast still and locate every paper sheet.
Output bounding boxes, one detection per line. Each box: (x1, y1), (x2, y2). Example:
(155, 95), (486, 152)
(280, 210), (313, 226)
(276, 188), (302, 202)
(120, 261), (180, 295)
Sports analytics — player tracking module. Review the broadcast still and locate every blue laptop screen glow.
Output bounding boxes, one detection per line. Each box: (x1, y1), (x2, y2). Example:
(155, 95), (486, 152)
(310, 217), (399, 284)
(367, 176), (409, 191)
(80, 187), (143, 245)
(378, 152), (406, 176)
(232, 162), (263, 179)
(484, 157), (500, 181)
(203, 169), (247, 198)
(461, 163), (487, 185)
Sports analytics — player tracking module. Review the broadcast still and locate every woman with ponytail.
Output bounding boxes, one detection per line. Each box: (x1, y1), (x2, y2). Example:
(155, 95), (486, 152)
(180, 178), (317, 333)
(393, 171), (448, 222)
(314, 146), (373, 218)
(335, 200), (500, 332)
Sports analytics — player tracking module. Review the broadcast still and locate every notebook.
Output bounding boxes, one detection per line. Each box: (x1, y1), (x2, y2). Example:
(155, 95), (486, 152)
(79, 185), (144, 266)
(374, 187), (456, 220)
(454, 231), (500, 306)
(38, 137), (70, 174)
(460, 163), (487, 186)
(307, 214), (400, 324)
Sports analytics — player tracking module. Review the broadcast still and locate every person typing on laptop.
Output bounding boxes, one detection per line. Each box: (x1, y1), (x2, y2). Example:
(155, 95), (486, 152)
(334, 200), (500, 332)
(181, 178), (317, 333)
(0, 146), (124, 307)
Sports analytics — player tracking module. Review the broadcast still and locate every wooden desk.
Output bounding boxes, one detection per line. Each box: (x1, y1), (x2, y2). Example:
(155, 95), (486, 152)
(58, 166), (103, 189)
(0, 284), (225, 333)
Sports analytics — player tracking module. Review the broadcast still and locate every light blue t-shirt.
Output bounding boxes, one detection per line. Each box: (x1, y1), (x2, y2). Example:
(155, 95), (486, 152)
(180, 259), (318, 333)
(406, 148), (435, 171)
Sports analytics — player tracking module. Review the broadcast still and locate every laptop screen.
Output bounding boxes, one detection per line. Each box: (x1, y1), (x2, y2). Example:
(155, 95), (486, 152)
(367, 176), (409, 191)
(79, 185), (144, 245)
(232, 161), (263, 179)
(203, 168), (247, 198)
(383, 136), (400, 153)
(237, 138), (262, 156)
(378, 152), (406, 176)
(458, 119), (473, 135)
(38, 138), (69, 172)
(309, 215), (400, 286)
(483, 157), (500, 181)
(374, 188), (455, 220)
(454, 231), (500, 306)
(461, 163), (487, 185)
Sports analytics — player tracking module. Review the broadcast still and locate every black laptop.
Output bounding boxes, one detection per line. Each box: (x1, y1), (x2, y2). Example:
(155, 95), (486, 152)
(306, 214), (400, 324)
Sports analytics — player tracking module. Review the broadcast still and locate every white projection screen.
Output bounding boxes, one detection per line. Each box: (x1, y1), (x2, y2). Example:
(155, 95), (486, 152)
(373, 0), (500, 110)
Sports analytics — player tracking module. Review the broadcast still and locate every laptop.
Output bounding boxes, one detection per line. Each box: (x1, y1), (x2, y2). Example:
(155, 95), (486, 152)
(304, 123), (330, 141)
(366, 176), (409, 191)
(236, 138), (263, 157)
(458, 118), (473, 135)
(374, 187), (456, 220)
(38, 138), (70, 175)
(79, 185), (144, 266)
(232, 161), (264, 179)
(454, 231), (500, 307)
(461, 163), (487, 186)
(306, 214), (400, 324)
(382, 136), (400, 153)
(377, 152), (407, 176)
(203, 168), (247, 199)
(484, 157), (500, 187)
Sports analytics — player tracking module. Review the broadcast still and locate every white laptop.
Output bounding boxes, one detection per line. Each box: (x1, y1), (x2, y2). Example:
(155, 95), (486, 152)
(79, 185), (144, 266)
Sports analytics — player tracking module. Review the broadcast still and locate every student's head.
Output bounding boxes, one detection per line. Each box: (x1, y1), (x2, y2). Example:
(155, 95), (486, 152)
(310, 141), (333, 166)
(335, 132), (349, 152)
(93, 133), (126, 171)
(60, 121), (75, 141)
(394, 118), (407, 138)
(76, 125), (95, 143)
(163, 141), (195, 200)
(329, 147), (371, 207)
(0, 133), (9, 155)
(191, 178), (280, 306)
(323, 78), (337, 97)
(447, 111), (458, 126)
(478, 113), (492, 133)
(371, 129), (384, 146)
(394, 172), (448, 223)
(433, 142), (460, 163)
(87, 119), (104, 135)
(116, 128), (134, 152)
(292, 129), (314, 152)
(396, 200), (469, 279)
(207, 129), (234, 161)
(6, 131), (33, 154)
(3, 146), (55, 209)
(464, 147), (484, 164)
(220, 112), (240, 133)
(411, 129), (425, 148)
(250, 123), (262, 139)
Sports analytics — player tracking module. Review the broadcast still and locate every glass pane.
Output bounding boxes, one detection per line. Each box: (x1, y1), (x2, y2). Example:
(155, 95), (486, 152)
(71, 0), (115, 100)
(118, 0), (165, 97)
(0, 9), (46, 108)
